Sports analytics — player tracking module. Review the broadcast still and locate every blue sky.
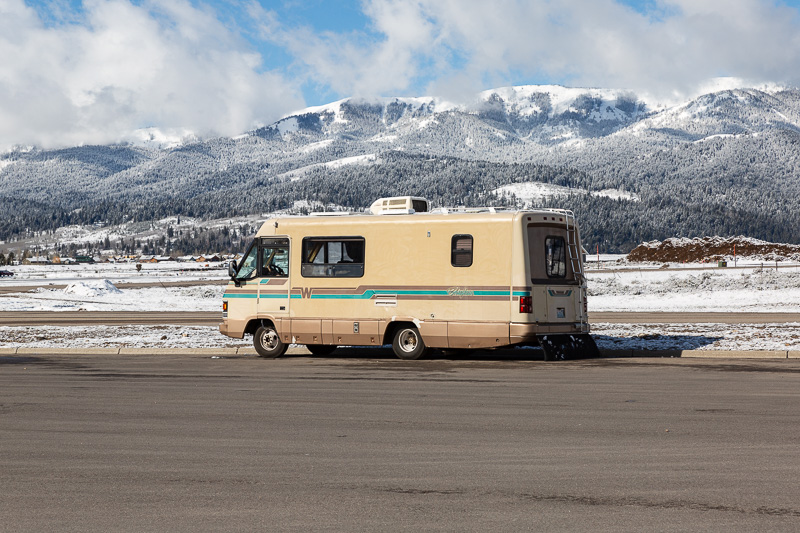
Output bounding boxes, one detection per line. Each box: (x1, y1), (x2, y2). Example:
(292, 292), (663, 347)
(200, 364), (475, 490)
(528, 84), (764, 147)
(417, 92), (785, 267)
(4, 0), (800, 148)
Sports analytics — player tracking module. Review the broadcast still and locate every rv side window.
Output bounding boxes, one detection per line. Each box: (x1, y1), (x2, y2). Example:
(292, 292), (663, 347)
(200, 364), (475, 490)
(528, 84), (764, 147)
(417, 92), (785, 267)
(301, 237), (365, 277)
(451, 235), (473, 267)
(260, 246), (289, 277)
(545, 236), (567, 278)
(412, 199), (428, 213)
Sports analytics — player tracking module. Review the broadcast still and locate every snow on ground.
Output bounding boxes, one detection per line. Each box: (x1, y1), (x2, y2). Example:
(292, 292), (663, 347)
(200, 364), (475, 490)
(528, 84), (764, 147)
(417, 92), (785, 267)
(586, 264), (800, 312)
(0, 325), (240, 349)
(494, 182), (639, 204)
(1, 262), (227, 286)
(3, 262), (800, 350)
(1, 282), (224, 312)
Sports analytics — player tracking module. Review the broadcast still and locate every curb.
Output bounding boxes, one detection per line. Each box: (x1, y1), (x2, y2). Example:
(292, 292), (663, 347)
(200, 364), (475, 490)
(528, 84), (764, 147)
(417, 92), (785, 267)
(0, 347), (796, 359)
(600, 349), (790, 359)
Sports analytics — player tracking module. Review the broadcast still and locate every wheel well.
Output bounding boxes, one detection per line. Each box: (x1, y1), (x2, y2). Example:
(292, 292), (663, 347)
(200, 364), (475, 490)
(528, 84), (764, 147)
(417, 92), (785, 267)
(383, 321), (416, 346)
(245, 319), (274, 336)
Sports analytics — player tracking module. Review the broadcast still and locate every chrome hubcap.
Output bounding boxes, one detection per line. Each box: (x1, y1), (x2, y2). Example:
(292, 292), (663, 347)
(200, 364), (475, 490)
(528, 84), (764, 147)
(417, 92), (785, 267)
(399, 330), (418, 352)
(261, 329), (279, 350)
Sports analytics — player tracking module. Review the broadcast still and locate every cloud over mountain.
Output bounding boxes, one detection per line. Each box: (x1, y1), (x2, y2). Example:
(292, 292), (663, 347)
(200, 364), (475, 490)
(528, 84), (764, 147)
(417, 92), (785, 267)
(0, 0), (303, 150)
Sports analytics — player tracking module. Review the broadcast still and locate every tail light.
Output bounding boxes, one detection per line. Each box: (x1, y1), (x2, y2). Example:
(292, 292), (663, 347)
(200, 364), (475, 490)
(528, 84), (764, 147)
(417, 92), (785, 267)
(519, 296), (532, 314)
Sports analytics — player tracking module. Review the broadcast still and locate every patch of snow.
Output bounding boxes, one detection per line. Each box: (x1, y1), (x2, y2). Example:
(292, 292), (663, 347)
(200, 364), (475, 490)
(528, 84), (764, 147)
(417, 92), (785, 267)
(276, 117), (299, 135)
(371, 134), (398, 143)
(63, 280), (122, 297)
(592, 322), (800, 351)
(125, 127), (197, 148)
(587, 267), (800, 312)
(323, 153), (377, 169)
(494, 182), (639, 203)
(693, 133), (737, 144)
(594, 188), (640, 201)
(495, 182), (578, 202)
(297, 139), (334, 153)
(417, 117), (437, 129)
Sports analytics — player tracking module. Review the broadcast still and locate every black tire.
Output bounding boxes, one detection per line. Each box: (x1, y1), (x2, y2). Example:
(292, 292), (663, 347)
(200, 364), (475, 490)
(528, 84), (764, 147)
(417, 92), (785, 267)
(253, 324), (287, 358)
(392, 326), (428, 360)
(306, 344), (337, 356)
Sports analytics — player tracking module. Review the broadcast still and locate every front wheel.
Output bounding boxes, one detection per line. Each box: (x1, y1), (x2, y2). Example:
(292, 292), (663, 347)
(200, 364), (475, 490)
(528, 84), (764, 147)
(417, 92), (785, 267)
(253, 324), (287, 358)
(392, 326), (428, 360)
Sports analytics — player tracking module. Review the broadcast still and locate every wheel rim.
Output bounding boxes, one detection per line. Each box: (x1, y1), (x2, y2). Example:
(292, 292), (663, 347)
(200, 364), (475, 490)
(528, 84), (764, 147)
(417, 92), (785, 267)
(398, 330), (418, 353)
(261, 329), (280, 351)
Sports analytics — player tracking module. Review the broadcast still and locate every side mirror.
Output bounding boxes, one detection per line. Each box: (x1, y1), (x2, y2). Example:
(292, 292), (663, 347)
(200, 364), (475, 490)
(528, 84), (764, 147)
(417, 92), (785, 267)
(228, 260), (238, 280)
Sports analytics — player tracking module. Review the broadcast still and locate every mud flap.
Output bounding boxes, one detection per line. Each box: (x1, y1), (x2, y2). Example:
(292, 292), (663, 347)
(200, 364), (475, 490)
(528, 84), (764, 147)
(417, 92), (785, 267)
(538, 334), (600, 361)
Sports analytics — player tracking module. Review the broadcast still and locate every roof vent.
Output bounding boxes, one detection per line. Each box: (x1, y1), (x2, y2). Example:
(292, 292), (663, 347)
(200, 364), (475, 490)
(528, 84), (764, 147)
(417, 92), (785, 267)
(369, 196), (429, 215)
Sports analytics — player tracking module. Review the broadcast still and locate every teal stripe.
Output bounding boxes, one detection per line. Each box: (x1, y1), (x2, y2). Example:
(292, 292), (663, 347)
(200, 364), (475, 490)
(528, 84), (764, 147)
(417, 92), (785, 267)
(306, 289), (516, 300)
(474, 290), (510, 296)
(229, 289), (522, 300)
(309, 289), (448, 300)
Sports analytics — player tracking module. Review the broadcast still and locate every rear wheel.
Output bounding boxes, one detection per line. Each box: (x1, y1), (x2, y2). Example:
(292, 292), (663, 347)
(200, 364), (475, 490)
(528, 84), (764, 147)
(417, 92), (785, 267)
(306, 344), (337, 356)
(392, 326), (428, 360)
(253, 324), (287, 358)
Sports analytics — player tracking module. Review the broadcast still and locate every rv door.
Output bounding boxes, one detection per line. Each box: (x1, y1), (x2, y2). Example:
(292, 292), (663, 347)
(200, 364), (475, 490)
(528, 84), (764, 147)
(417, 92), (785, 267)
(526, 224), (578, 324)
(256, 237), (291, 317)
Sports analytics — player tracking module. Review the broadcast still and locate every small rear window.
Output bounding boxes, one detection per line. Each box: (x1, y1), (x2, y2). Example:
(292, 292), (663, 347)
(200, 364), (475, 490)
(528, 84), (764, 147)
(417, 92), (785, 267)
(451, 235), (473, 267)
(545, 236), (567, 278)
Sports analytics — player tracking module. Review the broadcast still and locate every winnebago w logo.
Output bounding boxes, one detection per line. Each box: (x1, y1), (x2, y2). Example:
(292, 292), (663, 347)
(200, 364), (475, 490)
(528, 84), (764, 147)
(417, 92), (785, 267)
(295, 287), (314, 299)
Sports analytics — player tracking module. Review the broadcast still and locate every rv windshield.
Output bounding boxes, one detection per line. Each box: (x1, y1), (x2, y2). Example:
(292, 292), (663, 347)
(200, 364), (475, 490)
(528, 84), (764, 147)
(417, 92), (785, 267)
(235, 242), (258, 280)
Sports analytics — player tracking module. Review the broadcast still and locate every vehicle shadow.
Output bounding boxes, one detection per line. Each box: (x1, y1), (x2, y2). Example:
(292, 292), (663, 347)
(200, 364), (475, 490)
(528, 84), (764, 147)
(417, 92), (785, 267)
(279, 333), (725, 362)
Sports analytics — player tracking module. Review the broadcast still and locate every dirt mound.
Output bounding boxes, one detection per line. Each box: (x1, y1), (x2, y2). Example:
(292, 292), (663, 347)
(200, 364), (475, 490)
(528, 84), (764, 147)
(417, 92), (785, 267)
(627, 236), (800, 263)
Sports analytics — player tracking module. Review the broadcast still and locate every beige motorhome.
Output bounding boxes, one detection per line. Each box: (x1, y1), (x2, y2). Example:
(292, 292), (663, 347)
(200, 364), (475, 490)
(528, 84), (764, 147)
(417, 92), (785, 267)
(219, 197), (598, 360)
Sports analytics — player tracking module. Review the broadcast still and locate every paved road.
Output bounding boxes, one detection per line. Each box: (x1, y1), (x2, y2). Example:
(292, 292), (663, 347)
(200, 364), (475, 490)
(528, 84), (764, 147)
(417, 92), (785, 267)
(2, 352), (800, 531)
(3, 310), (800, 326)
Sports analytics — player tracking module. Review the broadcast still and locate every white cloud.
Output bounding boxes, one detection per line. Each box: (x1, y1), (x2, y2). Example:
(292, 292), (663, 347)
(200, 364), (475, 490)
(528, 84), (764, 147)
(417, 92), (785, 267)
(0, 0), (304, 150)
(260, 0), (800, 105)
(4, 0), (800, 150)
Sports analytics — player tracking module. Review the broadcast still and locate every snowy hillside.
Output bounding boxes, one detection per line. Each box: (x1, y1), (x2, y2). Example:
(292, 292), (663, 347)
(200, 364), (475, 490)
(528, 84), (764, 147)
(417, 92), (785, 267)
(2, 83), (800, 252)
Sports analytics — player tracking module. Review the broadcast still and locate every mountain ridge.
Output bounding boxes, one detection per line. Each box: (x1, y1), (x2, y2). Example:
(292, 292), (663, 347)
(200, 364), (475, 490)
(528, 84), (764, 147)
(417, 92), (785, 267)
(2, 83), (800, 252)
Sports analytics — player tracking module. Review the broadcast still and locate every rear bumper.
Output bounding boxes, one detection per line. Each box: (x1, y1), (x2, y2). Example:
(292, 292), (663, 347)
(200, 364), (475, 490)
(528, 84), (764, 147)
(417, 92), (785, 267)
(510, 322), (589, 343)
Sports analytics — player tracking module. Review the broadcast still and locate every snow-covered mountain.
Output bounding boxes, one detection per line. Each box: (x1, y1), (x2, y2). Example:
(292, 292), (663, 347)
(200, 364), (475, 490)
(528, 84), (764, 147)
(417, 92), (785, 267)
(256, 85), (652, 147)
(2, 84), (800, 251)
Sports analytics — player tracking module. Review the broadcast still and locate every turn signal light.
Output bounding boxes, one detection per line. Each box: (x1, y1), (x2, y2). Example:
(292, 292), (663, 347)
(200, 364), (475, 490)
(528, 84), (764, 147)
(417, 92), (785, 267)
(222, 301), (228, 313)
(519, 296), (532, 314)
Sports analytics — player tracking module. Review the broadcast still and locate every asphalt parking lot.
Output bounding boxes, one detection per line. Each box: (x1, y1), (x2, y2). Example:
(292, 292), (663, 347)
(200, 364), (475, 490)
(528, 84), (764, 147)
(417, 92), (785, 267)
(2, 352), (800, 531)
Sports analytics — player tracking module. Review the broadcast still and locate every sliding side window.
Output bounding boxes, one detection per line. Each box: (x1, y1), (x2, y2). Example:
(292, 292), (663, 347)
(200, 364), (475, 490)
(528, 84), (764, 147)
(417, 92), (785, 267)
(302, 237), (365, 278)
(451, 235), (473, 267)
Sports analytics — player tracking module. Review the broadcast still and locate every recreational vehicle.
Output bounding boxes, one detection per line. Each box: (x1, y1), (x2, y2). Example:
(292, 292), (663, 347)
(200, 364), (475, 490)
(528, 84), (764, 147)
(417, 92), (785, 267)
(219, 197), (599, 360)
